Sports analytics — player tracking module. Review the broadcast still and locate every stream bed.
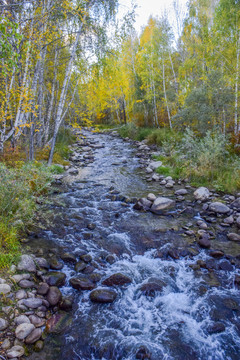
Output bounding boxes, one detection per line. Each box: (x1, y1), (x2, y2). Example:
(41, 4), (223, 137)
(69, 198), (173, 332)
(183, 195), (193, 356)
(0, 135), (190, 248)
(27, 131), (240, 360)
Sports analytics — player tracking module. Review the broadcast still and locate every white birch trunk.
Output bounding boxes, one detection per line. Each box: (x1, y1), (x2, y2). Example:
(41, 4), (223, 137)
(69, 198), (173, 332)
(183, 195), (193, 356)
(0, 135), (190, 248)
(163, 61), (172, 129)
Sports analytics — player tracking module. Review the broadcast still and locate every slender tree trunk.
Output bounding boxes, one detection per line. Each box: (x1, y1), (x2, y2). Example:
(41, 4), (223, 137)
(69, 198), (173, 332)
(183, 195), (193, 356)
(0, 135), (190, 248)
(235, 32), (239, 136)
(163, 61), (172, 129)
(48, 4), (91, 165)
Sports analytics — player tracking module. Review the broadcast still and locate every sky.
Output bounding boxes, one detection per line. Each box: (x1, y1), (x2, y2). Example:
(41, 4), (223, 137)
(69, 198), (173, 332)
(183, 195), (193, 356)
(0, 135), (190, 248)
(118, 0), (189, 35)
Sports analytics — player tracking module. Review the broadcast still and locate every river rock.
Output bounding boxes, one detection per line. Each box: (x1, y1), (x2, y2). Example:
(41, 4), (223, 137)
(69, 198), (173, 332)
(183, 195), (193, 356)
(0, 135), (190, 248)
(15, 323), (35, 340)
(150, 197), (175, 214)
(223, 215), (234, 225)
(231, 197), (240, 209)
(80, 253), (92, 263)
(19, 279), (36, 289)
(139, 279), (166, 297)
(75, 261), (87, 272)
(47, 286), (62, 306)
(46, 312), (72, 334)
(60, 252), (77, 263)
(102, 273), (132, 287)
(194, 187), (210, 201)
(237, 217), (240, 228)
(147, 193), (156, 202)
(34, 340), (44, 352)
(0, 317), (8, 330)
(45, 271), (66, 287)
(67, 167), (78, 175)
(197, 233), (211, 248)
(25, 328), (42, 344)
(29, 315), (45, 328)
(209, 202), (230, 214)
(149, 161), (162, 170)
(90, 288), (117, 303)
(6, 345), (25, 359)
(227, 233), (240, 242)
(35, 257), (50, 269)
(12, 273), (30, 283)
(207, 322), (225, 334)
(1, 338), (11, 350)
(69, 277), (95, 290)
(136, 345), (151, 359)
(14, 315), (30, 325)
(175, 189), (188, 196)
(17, 254), (36, 272)
(0, 283), (11, 294)
(139, 198), (152, 210)
(37, 282), (50, 295)
(49, 257), (63, 270)
(59, 296), (73, 311)
(16, 289), (27, 300)
(22, 298), (43, 309)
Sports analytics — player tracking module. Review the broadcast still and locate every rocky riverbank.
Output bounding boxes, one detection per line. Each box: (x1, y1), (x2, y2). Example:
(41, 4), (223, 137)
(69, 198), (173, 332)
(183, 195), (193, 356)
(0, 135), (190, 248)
(1, 128), (240, 360)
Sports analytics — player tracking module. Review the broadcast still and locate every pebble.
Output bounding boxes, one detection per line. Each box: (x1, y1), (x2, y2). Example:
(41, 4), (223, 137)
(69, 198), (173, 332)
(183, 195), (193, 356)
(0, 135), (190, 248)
(15, 323), (35, 340)
(6, 345), (25, 359)
(0, 317), (9, 331)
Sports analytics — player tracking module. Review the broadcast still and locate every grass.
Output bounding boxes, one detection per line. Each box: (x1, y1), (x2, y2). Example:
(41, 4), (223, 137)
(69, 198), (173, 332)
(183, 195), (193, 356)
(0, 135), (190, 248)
(117, 123), (240, 193)
(0, 127), (76, 269)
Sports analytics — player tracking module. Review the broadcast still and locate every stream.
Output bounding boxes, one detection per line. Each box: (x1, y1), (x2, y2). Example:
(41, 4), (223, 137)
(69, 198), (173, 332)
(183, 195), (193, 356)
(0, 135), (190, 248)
(27, 131), (240, 360)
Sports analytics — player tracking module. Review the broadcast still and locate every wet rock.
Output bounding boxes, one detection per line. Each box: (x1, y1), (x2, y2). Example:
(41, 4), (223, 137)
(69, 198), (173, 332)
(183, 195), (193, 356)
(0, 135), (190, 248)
(210, 250), (224, 259)
(105, 254), (115, 264)
(14, 315), (30, 325)
(75, 261), (87, 272)
(139, 198), (152, 210)
(150, 197), (175, 214)
(25, 328), (42, 345)
(45, 271), (66, 287)
(15, 323), (35, 340)
(37, 282), (50, 295)
(209, 202), (230, 214)
(197, 233), (211, 248)
(139, 279), (166, 297)
(49, 257), (63, 270)
(89, 273), (102, 283)
(80, 253), (92, 263)
(46, 312), (72, 334)
(87, 223), (96, 230)
(47, 286), (62, 306)
(136, 345), (151, 359)
(219, 260), (233, 271)
(194, 187), (210, 201)
(61, 252), (77, 263)
(83, 265), (95, 274)
(70, 277), (95, 290)
(90, 288), (117, 303)
(208, 322), (225, 334)
(102, 273), (132, 287)
(6, 345), (25, 359)
(19, 279), (36, 289)
(0, 317), (8, 330)
(17, 255), (36, 272)
(59, 296), (73, 311)
(234, 275), (240, 286)
(34, 340), (44, 352)
(227, 233), (240, 242)
(0, 283), (11, 294)
(223, 298), (239, 310)
(22, 298), (43, 309)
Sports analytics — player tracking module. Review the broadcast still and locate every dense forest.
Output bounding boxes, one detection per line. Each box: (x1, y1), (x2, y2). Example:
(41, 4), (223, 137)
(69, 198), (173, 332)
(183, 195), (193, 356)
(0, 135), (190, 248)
(0, 0), (239, 159)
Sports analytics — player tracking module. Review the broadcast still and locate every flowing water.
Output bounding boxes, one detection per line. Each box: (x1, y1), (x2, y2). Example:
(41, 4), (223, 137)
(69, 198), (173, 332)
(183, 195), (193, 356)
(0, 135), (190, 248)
(28, 132), (240, 360)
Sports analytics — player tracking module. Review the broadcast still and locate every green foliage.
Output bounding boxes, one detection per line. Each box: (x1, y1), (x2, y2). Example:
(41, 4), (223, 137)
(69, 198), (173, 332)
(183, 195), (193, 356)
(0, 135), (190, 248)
(49, 164), (65, 174)
(0, 223), (20, 269)
(156, 166), (171, 176)
(55, 127), (76, 160)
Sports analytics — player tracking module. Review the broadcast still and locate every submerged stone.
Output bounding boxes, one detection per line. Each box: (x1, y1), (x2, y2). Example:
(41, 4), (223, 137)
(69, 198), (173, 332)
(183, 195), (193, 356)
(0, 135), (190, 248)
(90, 289), (117, 303)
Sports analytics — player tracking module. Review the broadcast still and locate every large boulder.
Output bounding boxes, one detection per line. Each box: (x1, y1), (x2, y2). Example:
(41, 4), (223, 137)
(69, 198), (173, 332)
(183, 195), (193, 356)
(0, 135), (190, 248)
(150, 197), (175, 214)
(102, 273), (132, 287)
(17, 255), (36, 272)
(90, 288), (117, 303)
(209, 202), (230, 214)
(194, 187), (210, 201)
